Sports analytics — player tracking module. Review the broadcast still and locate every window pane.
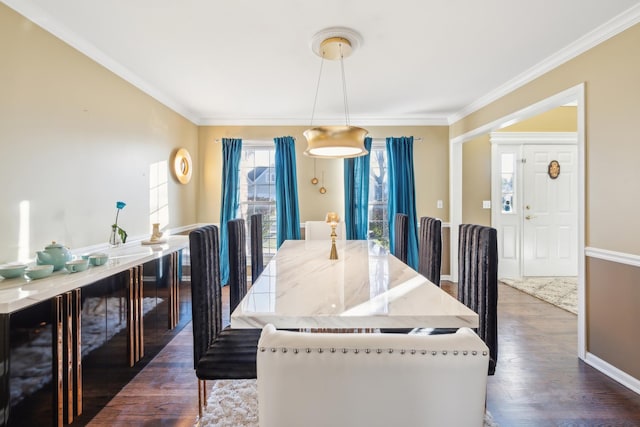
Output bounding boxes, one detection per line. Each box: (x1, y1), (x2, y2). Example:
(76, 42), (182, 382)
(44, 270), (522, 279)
(501, 153), (515, 213)
(239, 145), (277, 264)
(368, 146), (389, 248)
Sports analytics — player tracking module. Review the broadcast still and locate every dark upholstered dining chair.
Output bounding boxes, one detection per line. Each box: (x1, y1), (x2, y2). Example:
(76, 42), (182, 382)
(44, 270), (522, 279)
(189, 225), (260, 418)
(228, 218), (248, 313)
(418, 216), (442, 286)
(412, 223), (498, 375)
(250, 214), (264, 283)
(393, 213), (409, 264)
(457, 223), (498, 375)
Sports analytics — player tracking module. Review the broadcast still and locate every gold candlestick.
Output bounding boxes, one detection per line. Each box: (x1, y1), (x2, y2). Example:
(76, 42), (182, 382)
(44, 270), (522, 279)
(325, 212), (339, 260)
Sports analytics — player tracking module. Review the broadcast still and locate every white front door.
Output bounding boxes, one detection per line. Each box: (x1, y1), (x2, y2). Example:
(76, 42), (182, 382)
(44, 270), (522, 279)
(522, 144), (578, 276)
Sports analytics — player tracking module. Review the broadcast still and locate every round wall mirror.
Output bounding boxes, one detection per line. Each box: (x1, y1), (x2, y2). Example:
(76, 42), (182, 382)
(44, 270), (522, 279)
(173, 148), (193, 184)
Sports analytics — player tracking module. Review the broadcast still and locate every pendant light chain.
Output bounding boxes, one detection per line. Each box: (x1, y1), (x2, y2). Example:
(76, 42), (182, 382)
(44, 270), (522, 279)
(309, 55), (325, 126)
(339, 42), (350, 126)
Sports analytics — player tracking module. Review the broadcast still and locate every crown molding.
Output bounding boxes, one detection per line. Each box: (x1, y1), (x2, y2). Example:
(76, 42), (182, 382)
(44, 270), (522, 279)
(448, 3), (640, 125)
(197, 115), (449, 127)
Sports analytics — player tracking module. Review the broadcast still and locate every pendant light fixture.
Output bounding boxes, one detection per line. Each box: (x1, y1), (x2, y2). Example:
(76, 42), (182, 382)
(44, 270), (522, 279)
(304, 28), (369, 159)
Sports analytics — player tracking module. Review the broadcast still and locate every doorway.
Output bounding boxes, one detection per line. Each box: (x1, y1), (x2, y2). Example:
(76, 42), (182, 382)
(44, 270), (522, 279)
(490, 133), (578, 279)
(449, 83), (586, 359)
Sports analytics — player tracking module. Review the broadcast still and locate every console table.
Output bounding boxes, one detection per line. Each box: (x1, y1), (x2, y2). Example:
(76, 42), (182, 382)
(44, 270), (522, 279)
(0, 236), (188, 427)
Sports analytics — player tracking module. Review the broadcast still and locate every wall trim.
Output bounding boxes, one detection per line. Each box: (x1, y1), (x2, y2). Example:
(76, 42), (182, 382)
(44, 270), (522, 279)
(489, 132), (577, 145)
(199, 115), (449, 127)
(585, 247), (640, 268)
(585, 352), (640, 396)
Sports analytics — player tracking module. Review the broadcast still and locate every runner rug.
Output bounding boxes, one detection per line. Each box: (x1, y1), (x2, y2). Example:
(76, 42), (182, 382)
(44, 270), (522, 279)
(500, 276), (577, 314)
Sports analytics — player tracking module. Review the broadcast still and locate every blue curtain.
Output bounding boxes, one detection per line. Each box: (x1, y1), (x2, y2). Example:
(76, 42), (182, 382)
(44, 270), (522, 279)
(219, 138), (242, 286)
(274, 136), (301, 247)
(386, 136), (419, 269)
(344, 137), (373, 239)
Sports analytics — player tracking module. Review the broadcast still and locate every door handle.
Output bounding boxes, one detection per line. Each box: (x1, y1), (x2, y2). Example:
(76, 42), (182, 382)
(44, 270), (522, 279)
(525, 215), (536, 220)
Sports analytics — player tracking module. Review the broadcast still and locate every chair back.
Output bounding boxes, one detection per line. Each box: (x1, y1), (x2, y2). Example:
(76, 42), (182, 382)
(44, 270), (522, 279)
(228, 218), (248, 313)
(392, 213), (409, 264)
(304, 221), (346, 240)
(188, 225), (223, 369)
(257, 325), (489, 427)
(418, 216), (442, 286)
(458, 224), (498, 375)
(250, 214), (264, 283)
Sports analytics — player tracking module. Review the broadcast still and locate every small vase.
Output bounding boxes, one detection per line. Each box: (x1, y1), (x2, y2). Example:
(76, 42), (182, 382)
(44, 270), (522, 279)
(109, 226), (121, 247)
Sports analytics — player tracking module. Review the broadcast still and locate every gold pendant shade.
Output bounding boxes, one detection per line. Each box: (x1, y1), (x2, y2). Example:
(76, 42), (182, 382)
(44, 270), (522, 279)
(304, 28), (368, 159)
(303, 125), (369, 158)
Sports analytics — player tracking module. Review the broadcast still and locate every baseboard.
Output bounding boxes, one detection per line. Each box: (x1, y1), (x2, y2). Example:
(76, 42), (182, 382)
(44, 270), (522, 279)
(584, 352), (640, 395)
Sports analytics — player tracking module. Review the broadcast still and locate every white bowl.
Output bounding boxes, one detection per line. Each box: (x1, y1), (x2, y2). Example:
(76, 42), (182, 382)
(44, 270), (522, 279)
(0, 263), (28, 279)
(25, 264), (54, 280)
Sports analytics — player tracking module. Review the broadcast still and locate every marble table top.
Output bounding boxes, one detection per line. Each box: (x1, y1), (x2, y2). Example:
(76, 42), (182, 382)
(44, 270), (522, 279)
(231, 240), (478, 330)
(0, 235), (188, 314)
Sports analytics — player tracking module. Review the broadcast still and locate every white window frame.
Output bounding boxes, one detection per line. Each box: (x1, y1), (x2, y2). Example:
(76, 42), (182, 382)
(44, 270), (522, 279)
(368, 141), (389, 247)
(238, 140), (277, 262)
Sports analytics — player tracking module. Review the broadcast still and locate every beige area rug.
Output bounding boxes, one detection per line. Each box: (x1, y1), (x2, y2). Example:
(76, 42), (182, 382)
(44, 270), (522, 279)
(197, 379), (498, 427)
(500, 276), (577, 314)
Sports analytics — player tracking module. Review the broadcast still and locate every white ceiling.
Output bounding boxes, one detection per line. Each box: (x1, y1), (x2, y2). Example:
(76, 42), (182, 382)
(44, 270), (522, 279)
(4, 0), (640, 125)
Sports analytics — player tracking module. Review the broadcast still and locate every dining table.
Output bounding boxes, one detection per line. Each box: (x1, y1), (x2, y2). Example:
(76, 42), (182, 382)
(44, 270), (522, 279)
(231, 239), (478, 330)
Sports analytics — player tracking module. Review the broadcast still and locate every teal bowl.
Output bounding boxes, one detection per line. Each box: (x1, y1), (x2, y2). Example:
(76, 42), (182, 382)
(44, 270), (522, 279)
(65, 259), (89, 273)
(89, 253), (109, 266)
(25, 265), (54, 280)
(0, 264), (28, 279)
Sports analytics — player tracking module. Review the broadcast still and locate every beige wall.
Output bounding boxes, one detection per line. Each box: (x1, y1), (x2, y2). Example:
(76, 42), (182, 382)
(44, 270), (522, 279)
(197, 125), (450, 224)
(462, 135), (491, 225)
(587, 257), (640, 380)
(501, 106), (577, 132)
(0, 5), (198, 263)
(452, 23), (640, 379)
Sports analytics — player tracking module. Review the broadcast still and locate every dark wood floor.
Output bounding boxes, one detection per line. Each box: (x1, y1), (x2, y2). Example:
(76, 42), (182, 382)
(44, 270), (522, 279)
(89, 282), (640, 426)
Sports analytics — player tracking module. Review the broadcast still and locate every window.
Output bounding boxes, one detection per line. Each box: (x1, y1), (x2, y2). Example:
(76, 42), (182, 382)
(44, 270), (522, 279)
(368, 143), (389, 247)
(501, 153), (515, 213)
(238, 142), (277, 260)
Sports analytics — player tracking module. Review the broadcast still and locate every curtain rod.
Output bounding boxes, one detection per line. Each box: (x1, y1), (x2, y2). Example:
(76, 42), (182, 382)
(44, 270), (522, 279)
(370, 137), (423, 142)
